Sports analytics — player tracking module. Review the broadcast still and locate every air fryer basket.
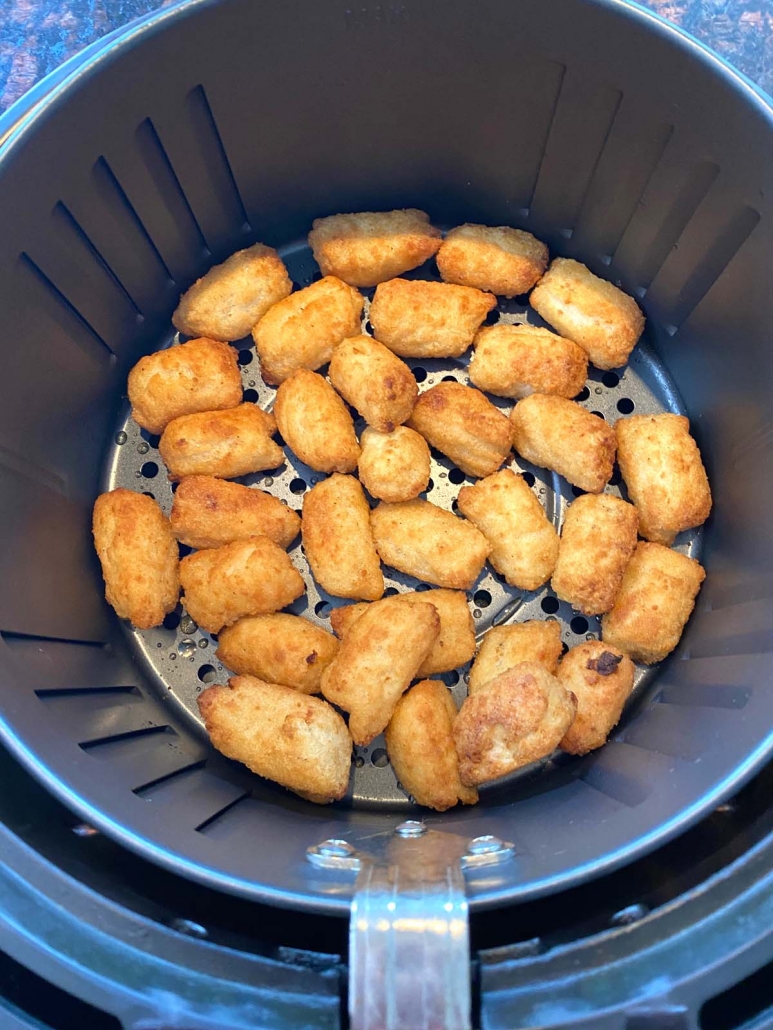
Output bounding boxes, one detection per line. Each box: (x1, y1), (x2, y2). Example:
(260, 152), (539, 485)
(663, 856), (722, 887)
(0, 0), (771, 916)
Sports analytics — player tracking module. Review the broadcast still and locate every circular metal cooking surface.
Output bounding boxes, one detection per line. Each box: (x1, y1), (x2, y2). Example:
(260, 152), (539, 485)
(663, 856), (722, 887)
(103, 236), (702, 810)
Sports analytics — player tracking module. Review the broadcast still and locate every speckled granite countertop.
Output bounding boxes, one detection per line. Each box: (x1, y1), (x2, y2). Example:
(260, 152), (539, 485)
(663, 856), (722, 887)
(0, 0), (772, 112)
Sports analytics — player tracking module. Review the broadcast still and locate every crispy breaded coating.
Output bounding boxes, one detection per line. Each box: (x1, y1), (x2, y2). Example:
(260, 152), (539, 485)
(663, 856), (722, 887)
(602, 541), (706, 664)
(386, 680), (478, 811)
(159, 404), (283, 481)
(437, 224), (548, 298)
(172, 244), (292, 342)
(357, 426), (431, 502)
(328, 335), (417, 432)
(216, 614), (338, 694)
(92, 489), (179, 630)
(274, 369), (360, 474)
(616, 413), (712, 545)
(370, 499), (491, 590)
(468, 621), (563, 695)
(470, 324), (588, 400)
(308, 209), (442, 288)
(551, 494), (639, 615)
(302, 474), (383, 600)
(252, 276), (364, 385)
(198, 675), (351, 803)
(179, 536), (305, 634)
(530, 258), (644, 370)
(330, 588), (475, 677)
(369, 278), (496, 359)
(407, 382), (512, 479)
(454, 662), (577, 786)
(128, 337), (243, 434)
(457, 470), (558, 590)
(510, 394), (616, 493)
(320, 596), (440, 744)
(170, 476), (299, 550)
(558, 641), (635, 755)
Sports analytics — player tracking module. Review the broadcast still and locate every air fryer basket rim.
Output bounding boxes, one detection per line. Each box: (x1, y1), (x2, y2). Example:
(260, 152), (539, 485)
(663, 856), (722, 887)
(1, 0), (772, 916)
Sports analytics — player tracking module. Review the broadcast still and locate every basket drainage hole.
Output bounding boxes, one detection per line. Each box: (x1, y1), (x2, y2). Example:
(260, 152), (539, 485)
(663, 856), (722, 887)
(448, 467), (465, 485)
(601, 371), (620, 388)
(521, 471), (535, 487)
(483, 309), (499, 326)
(591, 410), (605, 420)
(541, 595), (559, 615)
(473, 589), (492, 608)
(243, 388), (259, 403)
(575, 386), (590, 402)
(442, 669), (460, 686)
(617, 397), (635, 414)
(141, 461), (159, 479)
(198, 664), (217, 684)
(412, 366), (427, 383)
(442, 374), (458, 382)
(163, 611), (181, 630)
(571, 616), (589, 635)
(426, 478), (434, 492)
(237, 349), (253, 366)
(371, 748), (389, 768)
(315, 600), (331, 618)
(289, 478), (307, 494)
(384, 587), (399, 597)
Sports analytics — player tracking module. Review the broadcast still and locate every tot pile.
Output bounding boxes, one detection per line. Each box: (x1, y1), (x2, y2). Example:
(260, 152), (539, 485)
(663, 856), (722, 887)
(93, 208), (712, 811)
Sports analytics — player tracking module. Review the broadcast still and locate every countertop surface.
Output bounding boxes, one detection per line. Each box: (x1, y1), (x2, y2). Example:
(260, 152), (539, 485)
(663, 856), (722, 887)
(0, 0), (772, 113)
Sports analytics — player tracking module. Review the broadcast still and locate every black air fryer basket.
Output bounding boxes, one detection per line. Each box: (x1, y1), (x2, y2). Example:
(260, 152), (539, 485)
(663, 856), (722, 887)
(1, 0), (772, 1022)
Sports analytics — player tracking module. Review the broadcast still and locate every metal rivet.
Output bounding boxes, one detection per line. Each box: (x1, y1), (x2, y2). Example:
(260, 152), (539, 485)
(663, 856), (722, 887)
(168, 917), (208, 939)
(468, 835), (504, 855)
(72, 823), (100, 838)
(137, 441), (149, 454)
(264, 477), (274, 487)
(396, 820), (426, 838)
(611, 903), (649, 926)
(318, 838), (355, 857)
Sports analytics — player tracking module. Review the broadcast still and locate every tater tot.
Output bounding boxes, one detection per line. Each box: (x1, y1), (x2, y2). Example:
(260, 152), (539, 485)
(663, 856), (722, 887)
(530, 258), (645, 370)
(308, 209), (442, 287)
(510, 394), (616, 493)
(170, 476), (300, 550)
(179, 536), (305, 634)
(274, 369), (360, 474)
(558, 642), (635, 755)
(602, 542), (706, 664)
(302, 475), (383, 600)
(328, 335), (417, 432)
(369, 279), (496, 359)
(216, 614), (338, 694)
(370, 499), (491, 590)
(172, 244), (292, 342)
(469, 324), (588, 400)
(454, 662), (577, 787)
(616, 413), (712, 545)
(159, 404), (283, 481)
(127, 337), (243, 434)
(252, 276), (364, 385)
(198, 675), (351, 803)
(468, 620), (563, 695)
(385, 680), (478, 811)
(330, 588), (475, 677)
(551, 494), (639, 615)
(357, 426), (430, 502)
(437, 224), (548, 297)
(407, 382), (512, 479)
(320, 596), (439, 744)
(457, 470), (558, 590)
(92, 489), (179, 630)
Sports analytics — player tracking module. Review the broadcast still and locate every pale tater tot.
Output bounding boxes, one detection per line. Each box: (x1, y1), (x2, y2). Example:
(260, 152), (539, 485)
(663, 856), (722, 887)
(274, 369), (360, 474)
(407, 382), (512, 479)
(616, 413), (712, 545)
(370, 499), (490, 590)
(216, 614), (338, 694)
(437, 224), (548, 298)
(128, 337), (242, 434)
(386, 680), (478, 811)
(92, 489), (179, 630)
(199, 675), (351, 803)
(551, 494), (639, 615)
(457, 470), (558, 589)
(530, 258), (645, 370)
(468, 621), (563, 695)
(179, 536), (305, 634)
(252, 276), (364, 385)
(172, 244), (292, 342)
(308, 209), (442, 287)
(453, 662), (577, 787)
(330, 588), (475, 677)
(469, 324), (588, 400)
(170, 476), (300, 550)
(320, 596), (439, 744)
(602, 542), (706, 664)
(159, 404), (283, 481)
(558, 641), (635, 756)
(328, 335), (417, 432)
(510, 394), (616, 493)
(357, 426), (430, 502)
(302, 475), (383, 600)
(369, 279), (496, 359)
